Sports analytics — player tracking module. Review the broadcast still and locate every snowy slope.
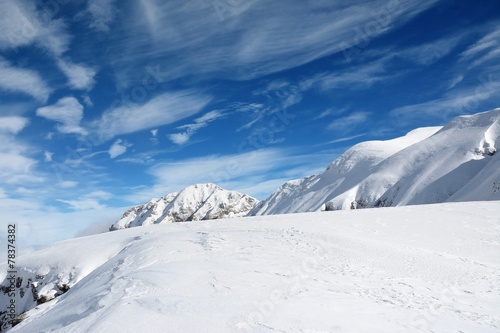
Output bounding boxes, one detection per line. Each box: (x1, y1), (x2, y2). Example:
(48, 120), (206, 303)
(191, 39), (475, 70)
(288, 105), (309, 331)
(250, 109), (500, 215)
(110, 183), (259, 230)
(1, 202), (499, 333)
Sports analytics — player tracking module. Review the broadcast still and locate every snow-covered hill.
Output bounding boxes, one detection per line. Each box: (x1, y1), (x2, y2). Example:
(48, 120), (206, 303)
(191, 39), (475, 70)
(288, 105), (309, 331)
(110, 183), (259, 230)
(250, 108), (500, 215)
(1, 202), (499, 332)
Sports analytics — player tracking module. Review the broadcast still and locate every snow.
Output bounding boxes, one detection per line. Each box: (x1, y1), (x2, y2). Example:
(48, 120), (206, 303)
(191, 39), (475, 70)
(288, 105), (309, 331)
(111, 183), (259, 230)
(250, 109), (500, 215)
(2, 201), (499, 332)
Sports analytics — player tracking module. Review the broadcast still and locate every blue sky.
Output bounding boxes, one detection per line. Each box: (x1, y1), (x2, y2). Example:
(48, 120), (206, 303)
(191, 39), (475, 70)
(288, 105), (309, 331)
(0, 0), (499, 248)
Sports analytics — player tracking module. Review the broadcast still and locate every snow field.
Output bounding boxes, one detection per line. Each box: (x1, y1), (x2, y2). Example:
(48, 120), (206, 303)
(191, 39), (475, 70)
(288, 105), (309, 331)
(1, 201), (499, 332)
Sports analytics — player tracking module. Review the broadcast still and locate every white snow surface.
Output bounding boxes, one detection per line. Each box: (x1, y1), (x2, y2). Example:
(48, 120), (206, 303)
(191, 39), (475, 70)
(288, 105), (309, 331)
(111, 183), (259, 230)
(250, 109), (500, 215)
(2, 201), (499, 332)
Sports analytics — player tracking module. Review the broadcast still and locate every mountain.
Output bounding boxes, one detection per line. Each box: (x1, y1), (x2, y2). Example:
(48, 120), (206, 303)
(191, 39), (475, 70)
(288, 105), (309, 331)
(2, 202), (499, 332)
(110, 183), (259, 230)
(250, 108), (500, 215)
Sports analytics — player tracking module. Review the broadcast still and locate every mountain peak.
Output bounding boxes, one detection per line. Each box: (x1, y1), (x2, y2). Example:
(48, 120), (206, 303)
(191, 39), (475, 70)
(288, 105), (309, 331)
(250, 108), (500, 215)
(110, 184), (259, 230)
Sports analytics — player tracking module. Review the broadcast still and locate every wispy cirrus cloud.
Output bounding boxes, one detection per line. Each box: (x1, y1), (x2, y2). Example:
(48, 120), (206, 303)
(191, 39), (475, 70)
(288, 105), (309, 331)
(318, 61), (393, 90)
(460, 26), (500, 68)
(0, 0), (99, 99)
(95, 90), (212, 141)
(396, 34), (462, 65)
(235, 103), (270, 131)
(0, 57), (52, 101)
(169, 110), (225, 145)
(86, 0), (117, 32)
(389, 79), (500, 125)
(56, 198), (107, 211)
(56, 190), (113, 211)
(308, 33), (463, 93)
(36, 97), (87, 135)
(389, 25), (500, 126)
(328, 112), (371, 133)
(108, 0), (442, 84)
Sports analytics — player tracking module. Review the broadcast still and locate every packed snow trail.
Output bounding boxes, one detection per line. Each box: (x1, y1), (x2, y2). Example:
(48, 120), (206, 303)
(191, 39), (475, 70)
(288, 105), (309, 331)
(2, 202), (499, 332)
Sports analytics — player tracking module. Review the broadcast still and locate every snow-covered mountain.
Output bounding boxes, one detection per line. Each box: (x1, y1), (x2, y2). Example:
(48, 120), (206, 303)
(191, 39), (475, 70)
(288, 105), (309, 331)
(250, 108), (500, 215)
(110, 183), (259, 230)
(2, 202), (499, 332)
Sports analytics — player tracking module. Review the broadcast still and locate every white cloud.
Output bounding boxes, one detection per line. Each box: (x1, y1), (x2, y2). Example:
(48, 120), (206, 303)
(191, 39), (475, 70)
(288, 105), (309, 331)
(15, 187), (37, 195)
(0, 1), (38, 49)
(317, 134), (366, 146)
(58, 181), (79, 188)
(108, 139), (129, 159)
(314, 108), (348, 120)
(0, 118), (40, 184)
(84, 190), (113, 200)
(0, 0), (70, 56)
(328, 112), (370, 132)
(447, 74), (465, 90)
(86, 0), (116, 32)
(0, 116), (29, 134)
(230, 103), (269, 131)
(96, 90), (212, 141)
(0, 135), (39, 184)
(168, 133), (190, 145)
(151, 129), (158, 136)
(44, 151), (53, 162)
(169, 110), (225, 145)
(56, 190), (113, 211)
(56, 198), (106, 211)
(36, 97), (87, 135)
(82, 95), (94, 107)
(0, 58), (51, 101)
(0, 152), (36, 179)
(57, 59), (97, 90)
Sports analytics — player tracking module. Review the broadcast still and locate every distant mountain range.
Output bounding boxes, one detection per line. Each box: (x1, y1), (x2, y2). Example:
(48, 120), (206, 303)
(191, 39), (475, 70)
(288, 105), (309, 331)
(111, 108), (500, 229)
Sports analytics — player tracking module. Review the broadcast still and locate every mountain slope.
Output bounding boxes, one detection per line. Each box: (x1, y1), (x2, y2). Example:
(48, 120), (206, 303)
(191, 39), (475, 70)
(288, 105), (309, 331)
(2, 202), (499, 332)
(250, 108), (500, 215)
(110, 183), (258, 230)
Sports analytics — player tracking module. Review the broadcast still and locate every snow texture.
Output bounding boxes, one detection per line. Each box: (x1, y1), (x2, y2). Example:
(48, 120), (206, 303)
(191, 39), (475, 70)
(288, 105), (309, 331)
(1, 201), (499, 332)
(250, 108), (500, 215)
(110, 183), (259, 230)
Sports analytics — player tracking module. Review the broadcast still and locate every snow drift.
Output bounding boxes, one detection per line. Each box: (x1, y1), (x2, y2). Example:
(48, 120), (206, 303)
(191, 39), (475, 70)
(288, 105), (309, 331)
(250, 108), (500, 215)
(110, 183), (259, 230)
